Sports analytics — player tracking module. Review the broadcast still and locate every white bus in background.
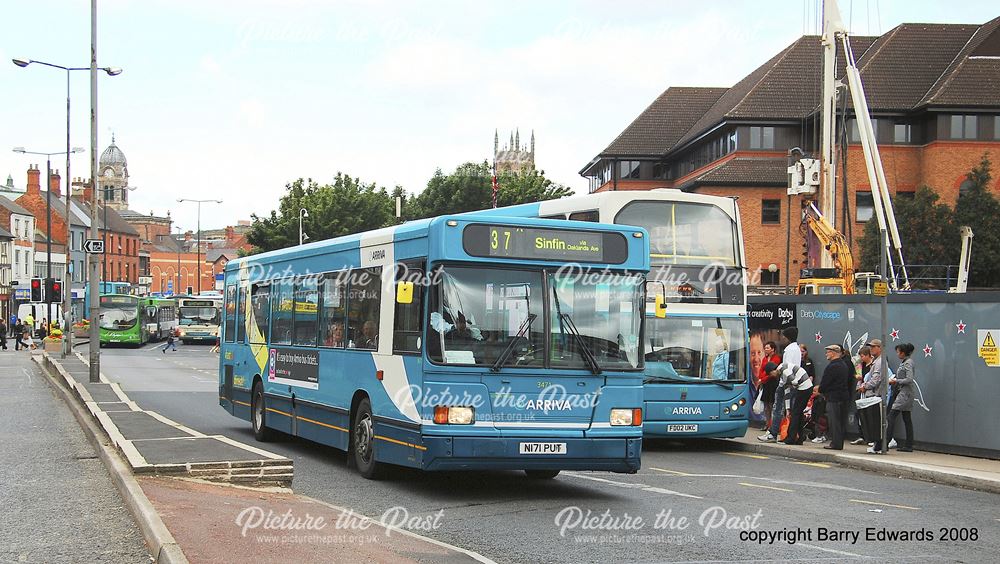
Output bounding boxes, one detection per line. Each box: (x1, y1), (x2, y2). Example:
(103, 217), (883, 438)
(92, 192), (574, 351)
(176, 295), (223, 344)
(473, 189), (751, 439)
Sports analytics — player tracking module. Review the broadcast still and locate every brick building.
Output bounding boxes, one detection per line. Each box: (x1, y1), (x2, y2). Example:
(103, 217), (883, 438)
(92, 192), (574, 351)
(581, 17), (1000, 287)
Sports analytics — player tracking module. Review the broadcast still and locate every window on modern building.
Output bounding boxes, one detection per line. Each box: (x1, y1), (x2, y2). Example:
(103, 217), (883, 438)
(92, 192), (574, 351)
(950, 115), (978, 139)
(568, 211), (599, 222)
(653, 162), (669, 179)
(760, 268), (780, 286)
(749, 126), (775, 150)
(856, 192), (874, 222)
(893, 123), (911, 143)
(959, 179), (975, 198)
(619, 160), (640, 179)
(761, 199), (781, 224)
(728, 130), (738, 152)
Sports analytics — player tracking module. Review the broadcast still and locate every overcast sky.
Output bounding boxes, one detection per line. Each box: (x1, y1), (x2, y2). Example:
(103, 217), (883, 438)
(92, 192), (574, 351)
(2, 0), (997, 231)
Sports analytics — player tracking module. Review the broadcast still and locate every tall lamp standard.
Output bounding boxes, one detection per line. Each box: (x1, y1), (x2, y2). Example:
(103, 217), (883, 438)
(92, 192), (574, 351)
(299, 208), (309, 245)
(172, 224), (183, 295)
(12, 146), (84, 337)
(176, 198), (222, 294)
(12, 58), (121, 358)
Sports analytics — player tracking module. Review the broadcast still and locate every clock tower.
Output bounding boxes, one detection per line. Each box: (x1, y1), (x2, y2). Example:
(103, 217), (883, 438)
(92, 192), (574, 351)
(98, 135), (130, 210)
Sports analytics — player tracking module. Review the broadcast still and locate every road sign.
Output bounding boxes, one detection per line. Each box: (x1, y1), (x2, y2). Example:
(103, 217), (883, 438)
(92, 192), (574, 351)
(84, 239), (105, 254)
(873, 281), (888, 297)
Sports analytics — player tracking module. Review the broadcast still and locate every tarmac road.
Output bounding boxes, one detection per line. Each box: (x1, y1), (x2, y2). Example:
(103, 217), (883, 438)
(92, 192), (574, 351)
(89, 342), (1000, 563)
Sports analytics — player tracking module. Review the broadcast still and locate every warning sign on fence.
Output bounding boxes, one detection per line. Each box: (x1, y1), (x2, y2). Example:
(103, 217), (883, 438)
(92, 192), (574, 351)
(979, 330), (999, 367)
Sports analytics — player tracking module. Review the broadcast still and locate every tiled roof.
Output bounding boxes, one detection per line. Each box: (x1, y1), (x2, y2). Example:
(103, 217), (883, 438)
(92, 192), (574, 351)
(585, 16), (1000, 177)
(72, 199), (140, 236)
(600, 87), (728, 156)
(681, 157), (787, 189)
(674, 35), (877, 150)
(0, 197), (33, 217)
(919, 17), (1000, 107)
(0, 226), (13, 238)
(857, 23), (981, 110)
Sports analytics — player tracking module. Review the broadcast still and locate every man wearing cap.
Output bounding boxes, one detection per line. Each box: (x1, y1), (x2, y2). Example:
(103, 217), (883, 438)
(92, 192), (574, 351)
(817, 344), (852, 450)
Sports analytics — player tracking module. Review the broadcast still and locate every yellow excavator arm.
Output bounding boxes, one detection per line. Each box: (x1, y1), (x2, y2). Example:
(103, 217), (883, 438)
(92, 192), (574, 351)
(799, 203), (855, 293)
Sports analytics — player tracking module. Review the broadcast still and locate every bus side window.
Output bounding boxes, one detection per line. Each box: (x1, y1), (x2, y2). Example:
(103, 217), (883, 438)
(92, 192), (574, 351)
(393, 263), (424, 354)
(568, 210), (599, 222)
(224, 285), (237, 343)
(348, 267), (381, 350)
(541, 214), (566, 220)
(236, 286), (247, 343)
(271, 282), (292, 345)
(320, 275), (346, 348)
(293, 277), (319, 346)
(250, 284), (271, 344)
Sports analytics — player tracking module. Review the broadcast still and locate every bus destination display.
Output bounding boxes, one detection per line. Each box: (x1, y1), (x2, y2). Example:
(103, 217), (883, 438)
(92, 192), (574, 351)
(463, 224), (628, 263)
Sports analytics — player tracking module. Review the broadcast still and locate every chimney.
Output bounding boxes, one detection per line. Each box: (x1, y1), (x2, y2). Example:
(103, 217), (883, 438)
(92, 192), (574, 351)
(225, 226), (235, 244)
(50, 169), (62, 198)
(73, 177), (94, 202)
(27, 165), (41, 195)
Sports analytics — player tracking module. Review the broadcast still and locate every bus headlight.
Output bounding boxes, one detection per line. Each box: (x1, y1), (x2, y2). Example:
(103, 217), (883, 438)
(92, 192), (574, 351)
(610, 408), (642, 426)
(731, 403), (740, 412)
(434, 406), (474, 425)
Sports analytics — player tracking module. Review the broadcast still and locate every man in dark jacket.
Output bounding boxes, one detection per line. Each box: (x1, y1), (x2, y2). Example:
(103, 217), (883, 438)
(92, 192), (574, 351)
(817, 344), (851, 450)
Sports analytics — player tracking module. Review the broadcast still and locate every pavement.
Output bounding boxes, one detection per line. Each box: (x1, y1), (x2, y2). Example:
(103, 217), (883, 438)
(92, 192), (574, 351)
(722, 427), (1000, 495)
(33, 347), (489, 564)
(0, 348), (150, 563)
(42, 351), (293, 485)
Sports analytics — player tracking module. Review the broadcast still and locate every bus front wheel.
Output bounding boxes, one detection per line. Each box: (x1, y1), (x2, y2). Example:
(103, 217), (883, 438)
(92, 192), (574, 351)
(524, 470), (560, 479)
(351, 397), (385, 480)
(251, 381), (275, 442)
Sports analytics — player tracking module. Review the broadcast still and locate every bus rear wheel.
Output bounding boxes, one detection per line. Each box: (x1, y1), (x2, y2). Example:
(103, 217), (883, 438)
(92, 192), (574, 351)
(351, 397), (385, 480)
(524, 470), (560, 479)
(251, 381), (275, 442)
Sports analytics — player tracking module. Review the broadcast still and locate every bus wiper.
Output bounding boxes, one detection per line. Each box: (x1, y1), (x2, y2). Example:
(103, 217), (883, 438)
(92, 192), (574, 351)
(643, 374), (689, 384)
(560, 313), (602, 375)
(491, 313), (537, 372)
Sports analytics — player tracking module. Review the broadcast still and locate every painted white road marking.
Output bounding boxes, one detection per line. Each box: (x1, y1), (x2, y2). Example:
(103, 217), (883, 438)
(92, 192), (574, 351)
(850, 499), (919, 510)
(564, 472), (703, 499)
(740, 482), (794, 492)
(797, 542), (865, 558)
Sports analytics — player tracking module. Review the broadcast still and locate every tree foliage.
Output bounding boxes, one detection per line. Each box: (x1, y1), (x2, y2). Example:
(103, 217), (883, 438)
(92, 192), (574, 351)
(246, 174), (396, 253)
(405, 161), (573, 220)
(858, 153), (1000, 288)
(953, 154), (1000, 287)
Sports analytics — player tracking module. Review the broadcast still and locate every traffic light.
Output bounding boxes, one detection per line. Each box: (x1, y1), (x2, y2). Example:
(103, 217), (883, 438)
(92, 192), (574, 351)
(30, 278), (42, 302)
(46, 278), (62, 303)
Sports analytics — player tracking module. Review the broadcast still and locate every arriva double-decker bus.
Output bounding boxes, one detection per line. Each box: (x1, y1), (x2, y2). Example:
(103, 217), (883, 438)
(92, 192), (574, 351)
(220, 216), (650, 479)
(177, 296), (222, 344)
(473, 189), (750, 439)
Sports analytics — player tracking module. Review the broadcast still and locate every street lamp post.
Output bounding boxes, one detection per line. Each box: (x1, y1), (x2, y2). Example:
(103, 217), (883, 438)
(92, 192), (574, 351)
(12, 146), (84, 339)
(12, 58), (121, 358)
(176, 199), (222, 295)
(299, 208), (308, 245)
(173, 224), (182, 295)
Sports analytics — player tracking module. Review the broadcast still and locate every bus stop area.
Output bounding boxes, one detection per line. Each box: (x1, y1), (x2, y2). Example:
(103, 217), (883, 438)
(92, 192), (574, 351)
(718, 430), (1000, 495)
(38, 351), (293, 485)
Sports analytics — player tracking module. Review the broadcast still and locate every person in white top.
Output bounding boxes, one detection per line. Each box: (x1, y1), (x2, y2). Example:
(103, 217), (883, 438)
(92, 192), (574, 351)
(759, 326), (802, 442)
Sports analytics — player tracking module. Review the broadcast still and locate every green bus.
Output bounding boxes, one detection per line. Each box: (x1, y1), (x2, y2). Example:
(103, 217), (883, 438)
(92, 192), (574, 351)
(99, 294), (177, 346)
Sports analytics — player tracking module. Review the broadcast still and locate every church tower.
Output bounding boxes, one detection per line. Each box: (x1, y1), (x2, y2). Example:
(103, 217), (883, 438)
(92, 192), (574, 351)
(98, 135), (130, 210)
(494, 128), (536, 175)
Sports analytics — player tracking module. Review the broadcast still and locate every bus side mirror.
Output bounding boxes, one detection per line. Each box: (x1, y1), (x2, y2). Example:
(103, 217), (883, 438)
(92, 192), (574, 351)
(396, 281), (414, 304)
(655, 294), (667, 318)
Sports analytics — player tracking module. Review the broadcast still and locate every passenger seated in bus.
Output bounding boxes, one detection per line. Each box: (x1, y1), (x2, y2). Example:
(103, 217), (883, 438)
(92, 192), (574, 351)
(355, 320), (378, 350)
(324, 322), (345, 348)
